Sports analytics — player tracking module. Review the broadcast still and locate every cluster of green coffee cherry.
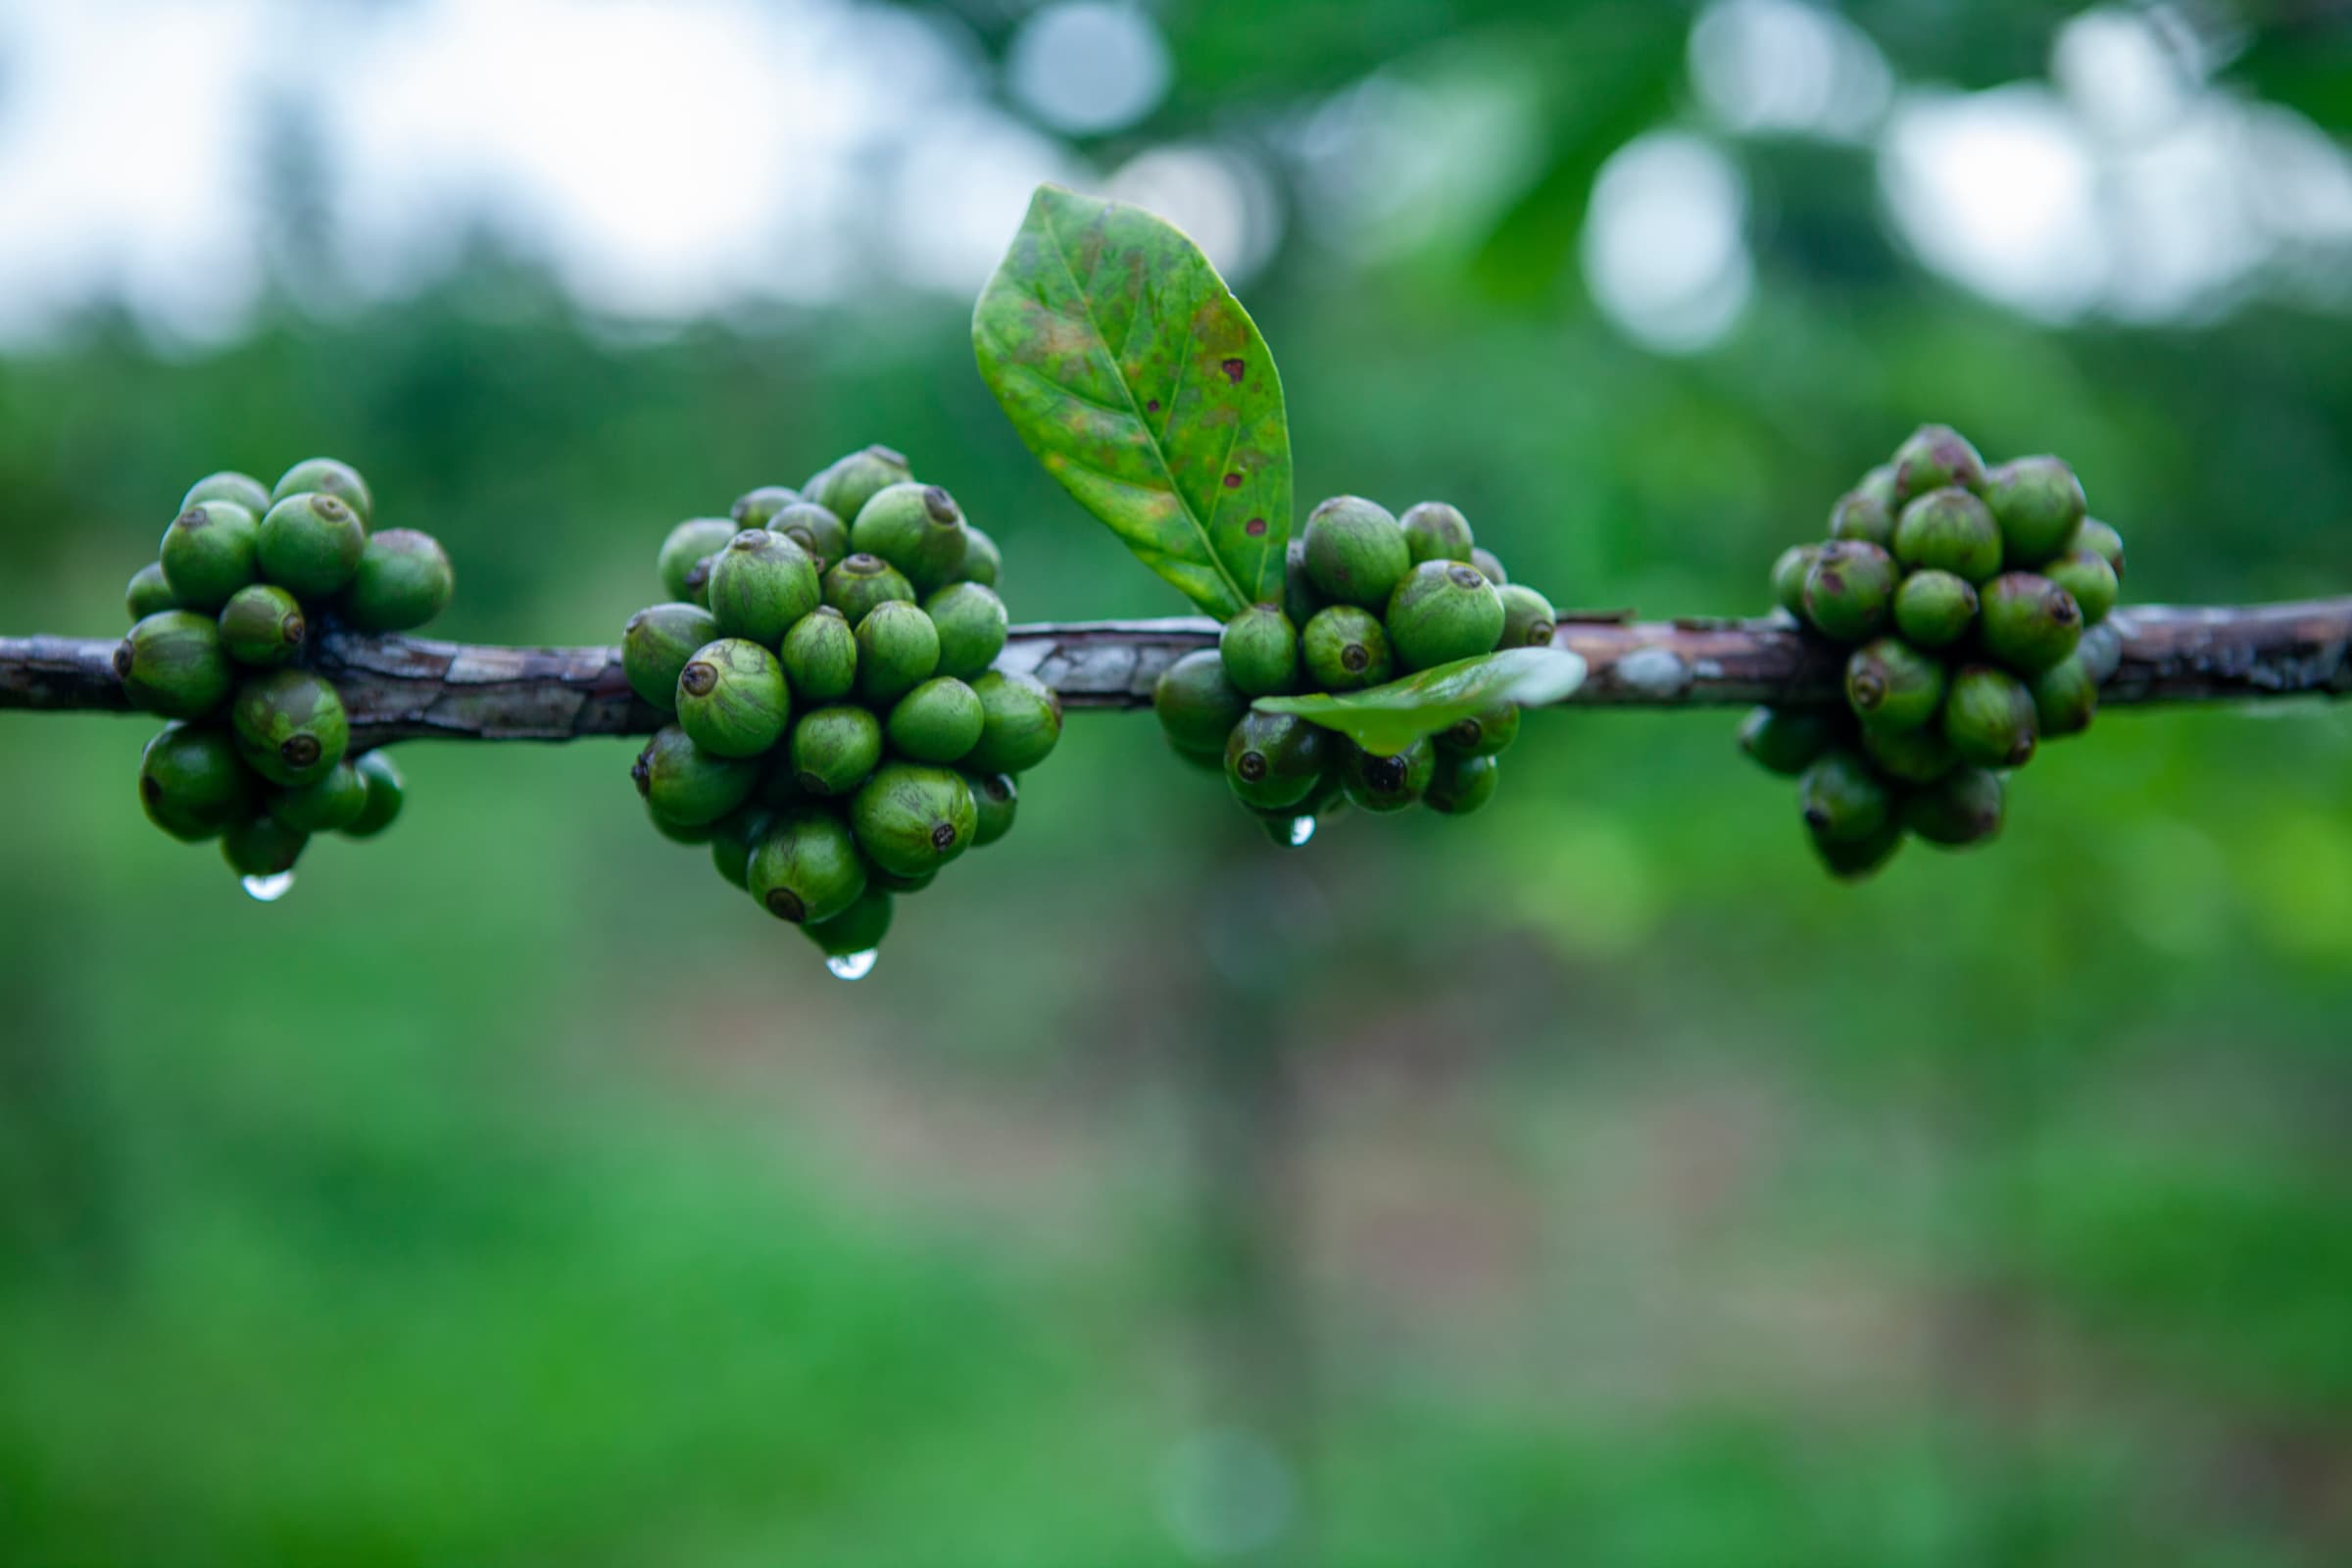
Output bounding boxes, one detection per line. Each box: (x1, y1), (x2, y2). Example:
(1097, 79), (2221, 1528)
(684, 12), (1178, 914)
(1743, 425), (2128, 879)
(621, 445), (1056, 971)
(1152, 498), (1557, 843)
(116, 459), (448, 894)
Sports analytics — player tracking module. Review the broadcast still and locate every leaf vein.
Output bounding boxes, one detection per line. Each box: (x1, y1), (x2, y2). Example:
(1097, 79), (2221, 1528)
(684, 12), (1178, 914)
(1039, 209), (1246, 612)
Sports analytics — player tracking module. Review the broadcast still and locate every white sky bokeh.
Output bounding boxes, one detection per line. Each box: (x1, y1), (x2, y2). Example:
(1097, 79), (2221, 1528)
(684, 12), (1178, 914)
(0, 0), (2348, 354)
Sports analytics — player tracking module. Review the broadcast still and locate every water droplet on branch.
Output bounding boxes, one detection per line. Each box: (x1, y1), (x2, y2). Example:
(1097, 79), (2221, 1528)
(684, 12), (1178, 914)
(240, 871), (296, 903)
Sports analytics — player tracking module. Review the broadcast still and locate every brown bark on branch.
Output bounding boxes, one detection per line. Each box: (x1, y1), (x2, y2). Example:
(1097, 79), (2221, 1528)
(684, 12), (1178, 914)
(4, 600), (2346, 747)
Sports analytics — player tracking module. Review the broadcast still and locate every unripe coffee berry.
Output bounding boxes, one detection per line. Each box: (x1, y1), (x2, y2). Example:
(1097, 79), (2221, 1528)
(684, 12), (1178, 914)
(1302, 496), (1410, 611)
(257, 492), (367, 597)
(1892, 488), (2002, 583)
(1300, 605), (1393, 692)
(1219, 602), (1299, 696)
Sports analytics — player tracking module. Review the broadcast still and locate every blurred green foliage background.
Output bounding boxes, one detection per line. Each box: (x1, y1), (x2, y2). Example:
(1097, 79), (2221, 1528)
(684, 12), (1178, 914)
(2, 2), (2350, 1564)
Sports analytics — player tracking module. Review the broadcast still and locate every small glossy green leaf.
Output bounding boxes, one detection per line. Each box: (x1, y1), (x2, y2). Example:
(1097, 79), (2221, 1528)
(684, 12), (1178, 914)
(1255, 648), (1587, 756)
(974, 183), (1290, 620)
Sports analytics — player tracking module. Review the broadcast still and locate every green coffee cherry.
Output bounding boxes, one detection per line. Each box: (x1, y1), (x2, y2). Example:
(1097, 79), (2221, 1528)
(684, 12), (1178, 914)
(1860, 721), (1959, 785)
(1828, 491), (1894, 548)
(1771, 545), (1820, 616)
(866, 866), (936, 894)
(2077, 621), (2125, 685)
(1438, 702), (1520, 759)
(1388, 562), (1504, 669)
(1302, 495), (1409, 610)
(1855, 465), (1899, 512)
(851, 761), (977, 879)
(1282, 540), (1324, 629)
(1801, 541), (1897, 641)
(1400, 501), (1474, 564)
(1979, 571), (2082, 672)
(126, 562), (178, 619)
(681, 557), (715, 607)
(217, 584), (307, 668)
(676, 638), (791, 759)
(138, 723), (252, 841)
(271, 458), (373, 523)
(1340, 739), (1435, 813)
(964, 669), (1062, 774)
(2070, 518), (2126, 579)
(1301, 605), (1394, 692)
(116, 611), (233, 718)
(1890, 424), (1985, 503)
(769, 501), (849, 568)
(1469, 547), (1508, 587)
(887, 676), (985, 763)
(270, 760), (369, 833)
(853, 600), (941, 707)
(344, 752), (405, 838)
(965, 771), (1017, 847)
(258, 492), (367, 597)
(1425, 752), (1499, 815)
(957, 525), (1003, 588)
(806, 884), (894, 956)
(791, 705), (884, 796)
(749, 808), (868, 924)
(230, 668), (350, 788)
(1813, 821), (1904, 882)
(1225, 710), (1330, 810)
(1844, 637), (1947, 731)
(2044, 549), (2119, 626)
(851, 483), (968, 593)
(659, 518), (739, 602)
(342, 529), (455, 633)
(646, 797), (714, 845)
(621, 602), (721, 711)
(732, 485), (800, 528)
(2030, 654), (2099, 739)
(1738, 707), (1838, 776)
(1892, 488), (2002, 582)
(1891, 569), (1979, 649)
(1495, 583), (1557, 650)
(780, 606), (858, 701)
(1219, 603), (1299, 696)
(182, 470), (271, 516)
(925, 582), (1008, 681)
(222, 811), (307, 879)
(159, 501), (260, 612)
(1903, 766), (2004, 848)
(823, 552), (916, 623)
(707, 806), (772, 890)
(804, 445), (912, 524)
(1940, 664), (2038, 769)
(631, 723), (760, 826)
(708, 528), (821, 646)
(1153, 649), (1250, 754)
(1983, 457), (2084, 565)
(1797, 749), (1892, 844)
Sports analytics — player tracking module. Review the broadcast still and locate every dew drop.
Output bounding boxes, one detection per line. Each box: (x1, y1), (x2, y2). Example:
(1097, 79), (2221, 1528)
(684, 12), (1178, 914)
(240, 871), (296, 903)
(825, 949), (879, 981)
(1287, 816), (1316, 848)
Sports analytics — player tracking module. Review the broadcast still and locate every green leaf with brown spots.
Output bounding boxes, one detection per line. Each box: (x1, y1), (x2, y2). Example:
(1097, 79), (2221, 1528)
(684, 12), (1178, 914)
(973, 183), (1290, 621)
(1253, 648), (1587, 756)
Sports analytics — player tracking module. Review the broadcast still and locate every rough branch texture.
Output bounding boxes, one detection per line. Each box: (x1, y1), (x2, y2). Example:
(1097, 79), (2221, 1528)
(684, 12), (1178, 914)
(5, 600), (2346, 746)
